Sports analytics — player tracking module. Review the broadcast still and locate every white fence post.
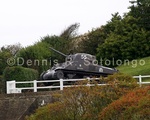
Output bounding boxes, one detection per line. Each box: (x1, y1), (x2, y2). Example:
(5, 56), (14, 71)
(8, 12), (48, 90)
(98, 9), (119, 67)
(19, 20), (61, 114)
(60, 79), (63, 90)
(87, 77), (90, 87)
(139, 75), (142, 87)
(33, 80), (37, 92)
(7, 80), (16, 94)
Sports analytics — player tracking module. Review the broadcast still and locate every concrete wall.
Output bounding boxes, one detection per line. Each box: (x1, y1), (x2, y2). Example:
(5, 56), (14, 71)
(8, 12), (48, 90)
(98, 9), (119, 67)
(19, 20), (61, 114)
(0, 91), (61, 120)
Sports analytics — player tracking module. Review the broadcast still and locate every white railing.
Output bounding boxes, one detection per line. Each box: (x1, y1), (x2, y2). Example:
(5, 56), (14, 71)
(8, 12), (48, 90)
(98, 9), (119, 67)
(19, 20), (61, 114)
(6, 75), (150, 94)
(6, 78), (107, 94)
(133, 75), (150, 87)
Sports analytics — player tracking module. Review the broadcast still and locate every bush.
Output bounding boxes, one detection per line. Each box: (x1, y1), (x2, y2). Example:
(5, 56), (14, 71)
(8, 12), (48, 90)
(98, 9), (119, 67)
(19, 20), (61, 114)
(106, 73), (138, 90)
(0, 75), (5, 93)
(26, 73), (139, 120)
(26, 102), (65, 120)
(99, 86), (150, 120)
(3, 66), (38, 87)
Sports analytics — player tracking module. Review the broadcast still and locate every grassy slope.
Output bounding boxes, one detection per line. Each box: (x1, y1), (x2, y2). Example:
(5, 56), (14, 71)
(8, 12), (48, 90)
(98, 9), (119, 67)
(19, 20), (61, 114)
(117, 56), (150, 75)
(117, 56), (150, 81)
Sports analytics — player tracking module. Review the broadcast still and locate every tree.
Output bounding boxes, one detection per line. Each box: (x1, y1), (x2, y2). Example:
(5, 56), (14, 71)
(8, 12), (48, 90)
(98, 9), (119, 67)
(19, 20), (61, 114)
(60, 23), (80, 40)
(1, 43), (22, 56)
(17, 23), (80, 74)
(17, 42), (51, 74)
(96, 13), (150, 67)
(129, 0), (150, 30)
(0, 50), (12, 75)
(79, 27), (106, 55)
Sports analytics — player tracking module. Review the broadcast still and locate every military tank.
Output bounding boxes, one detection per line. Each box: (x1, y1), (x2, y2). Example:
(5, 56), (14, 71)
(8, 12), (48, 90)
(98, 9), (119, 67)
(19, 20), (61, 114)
(40, 47), (118, 85)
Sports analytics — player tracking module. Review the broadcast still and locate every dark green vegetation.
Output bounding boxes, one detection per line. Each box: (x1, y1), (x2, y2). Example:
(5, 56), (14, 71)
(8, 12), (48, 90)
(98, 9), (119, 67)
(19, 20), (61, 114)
(3, 66), (38, 87)
(3, 66), (38, 81)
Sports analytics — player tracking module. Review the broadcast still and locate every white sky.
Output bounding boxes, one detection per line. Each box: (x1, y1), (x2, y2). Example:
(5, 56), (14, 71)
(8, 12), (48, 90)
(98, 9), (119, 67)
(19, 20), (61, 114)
(0, 0), (131, 48)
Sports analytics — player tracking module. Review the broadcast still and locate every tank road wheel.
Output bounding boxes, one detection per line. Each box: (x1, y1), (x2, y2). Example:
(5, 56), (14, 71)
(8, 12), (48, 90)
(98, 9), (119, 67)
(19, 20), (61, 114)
(56, 70), (64, 79)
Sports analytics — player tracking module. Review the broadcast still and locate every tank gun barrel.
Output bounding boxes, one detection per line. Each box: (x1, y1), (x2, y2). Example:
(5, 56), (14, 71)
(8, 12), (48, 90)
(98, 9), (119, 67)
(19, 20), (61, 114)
(49, 47), (67, 57)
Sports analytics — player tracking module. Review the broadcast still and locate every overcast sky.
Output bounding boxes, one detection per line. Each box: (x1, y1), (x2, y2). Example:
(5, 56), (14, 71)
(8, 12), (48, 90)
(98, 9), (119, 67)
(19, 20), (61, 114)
(0, 0), (131, 48)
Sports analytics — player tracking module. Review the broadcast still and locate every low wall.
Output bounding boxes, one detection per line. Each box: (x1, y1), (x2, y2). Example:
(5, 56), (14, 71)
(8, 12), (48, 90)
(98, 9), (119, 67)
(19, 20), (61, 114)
(0, 91), (61, 120)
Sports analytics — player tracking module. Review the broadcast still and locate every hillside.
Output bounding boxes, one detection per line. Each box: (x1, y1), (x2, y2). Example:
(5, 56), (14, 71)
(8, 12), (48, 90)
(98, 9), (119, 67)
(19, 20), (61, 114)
(117, 56), (150, 76)
(117, 56), (150, 82)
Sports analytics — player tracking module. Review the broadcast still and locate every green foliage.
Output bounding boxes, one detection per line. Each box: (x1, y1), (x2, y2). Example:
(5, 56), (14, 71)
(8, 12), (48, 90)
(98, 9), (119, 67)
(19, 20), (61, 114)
(0, 75), (3, 81)
(41, 35), (65, 52)
(40, 35), (68, 62)
(0, 49), (12, 75)
(18, 23), (80, 74)
(102, 13), (123, 35)
(17, 42), (51, 74)
(26, 73), (139, 120)
(0, 75), (5, 93)
(3, 66), (38, 87)
(99, 86), (150, 120)
(97, 13), (150, 67)
(0, 43), (22, 75)
(129, 0), (150, 30)
(42, 23), (79, 55)
(79, 27), (106, 55)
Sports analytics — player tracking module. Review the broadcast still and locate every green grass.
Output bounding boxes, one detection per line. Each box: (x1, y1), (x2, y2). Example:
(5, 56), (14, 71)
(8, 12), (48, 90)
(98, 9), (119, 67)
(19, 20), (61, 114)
(117, 56), (150, 82)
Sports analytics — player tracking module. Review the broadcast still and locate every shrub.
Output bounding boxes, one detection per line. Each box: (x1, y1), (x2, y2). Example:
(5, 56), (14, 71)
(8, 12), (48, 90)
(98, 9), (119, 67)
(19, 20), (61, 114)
(26, 102), (65, 120)
(3, 66), (38, 87)
(99, 86), (150, 120)
(26, 73), (139, 120)
(105, 73), (138, 94)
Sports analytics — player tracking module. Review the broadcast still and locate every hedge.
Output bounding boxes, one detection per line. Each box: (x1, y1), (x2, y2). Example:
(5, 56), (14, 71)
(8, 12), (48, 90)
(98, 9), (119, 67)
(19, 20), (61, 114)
(3, 66), (39, 87)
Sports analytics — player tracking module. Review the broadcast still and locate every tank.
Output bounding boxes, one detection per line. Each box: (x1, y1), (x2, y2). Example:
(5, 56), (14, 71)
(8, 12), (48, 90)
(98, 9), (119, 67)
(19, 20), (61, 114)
(40, 47), (118, 84)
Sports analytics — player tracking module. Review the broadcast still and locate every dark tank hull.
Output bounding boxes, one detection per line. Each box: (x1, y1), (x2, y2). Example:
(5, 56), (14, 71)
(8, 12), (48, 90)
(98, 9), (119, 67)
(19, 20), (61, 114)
(40, 48), (118, 85)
